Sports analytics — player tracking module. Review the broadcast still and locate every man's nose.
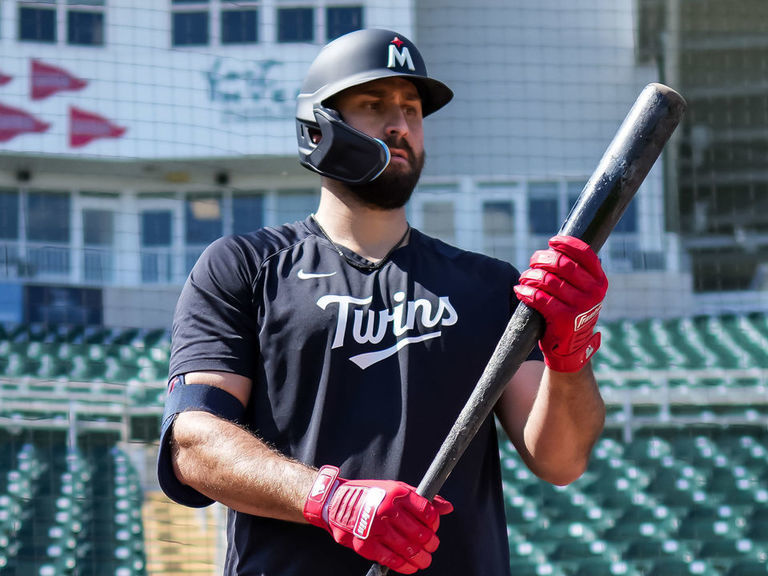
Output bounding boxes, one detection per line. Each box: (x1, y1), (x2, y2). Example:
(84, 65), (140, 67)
(384, 107), (409, 137)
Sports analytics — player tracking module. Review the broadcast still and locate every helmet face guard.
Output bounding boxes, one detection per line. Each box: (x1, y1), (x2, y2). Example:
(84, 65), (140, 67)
(297, 106), (391, 184)
(296, 28), (453, 184)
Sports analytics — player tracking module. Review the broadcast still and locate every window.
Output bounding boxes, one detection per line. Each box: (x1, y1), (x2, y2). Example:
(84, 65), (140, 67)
(613, 196), (638, 234)
(483, 201), (514, 237)
(186, 194), (222, 244)
(222, 6), (258, 44)
(82, 209), (114, 282)
(19, 2), (57, 43)
(26, 285), (102, 325)
(185, 194), (222, 272)
(528, 182), (559, 235)
(566, 181), (586, 215)
(0, 190), (20, 278)
(326, 6), (363, 40)
(68, 9), (104, 45)
(141, 209), (174, 283)
(142, 211), (173, 248)
(277, 7), (313, 43)
(232, 194), (264, 234)
(20, 1), (106, 45)
(483, 200), (516, 263)
(28, 191), (70, 242)
(172, 0), (209, 46)
(0, 190), (19, 240)
(26, 191), (71, 277)
(83, 209), (113, 246)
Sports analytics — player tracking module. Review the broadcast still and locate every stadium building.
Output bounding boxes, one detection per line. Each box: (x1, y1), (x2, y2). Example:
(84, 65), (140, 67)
(0, 1), (766, 575)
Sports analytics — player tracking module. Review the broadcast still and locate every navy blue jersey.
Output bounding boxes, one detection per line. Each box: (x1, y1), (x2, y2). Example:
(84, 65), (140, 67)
(167, 216), (542, 576)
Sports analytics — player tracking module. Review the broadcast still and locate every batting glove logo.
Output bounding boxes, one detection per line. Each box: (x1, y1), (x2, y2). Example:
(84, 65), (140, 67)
(574, 302), (603, 332)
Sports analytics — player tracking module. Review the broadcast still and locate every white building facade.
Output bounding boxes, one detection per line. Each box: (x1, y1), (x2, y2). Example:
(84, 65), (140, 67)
(0, 0), (694, 328)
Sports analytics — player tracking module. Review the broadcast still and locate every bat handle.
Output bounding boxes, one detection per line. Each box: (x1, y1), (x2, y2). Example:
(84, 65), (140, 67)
(365, 564), (388, 576)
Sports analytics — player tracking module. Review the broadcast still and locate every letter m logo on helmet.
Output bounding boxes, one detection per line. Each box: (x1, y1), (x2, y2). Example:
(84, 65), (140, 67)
(387, 37), (416, 71)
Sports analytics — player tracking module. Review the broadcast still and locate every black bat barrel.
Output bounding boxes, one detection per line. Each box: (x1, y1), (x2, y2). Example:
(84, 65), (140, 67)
(365, 83), (686, 576)
(562, 83), (687, 250)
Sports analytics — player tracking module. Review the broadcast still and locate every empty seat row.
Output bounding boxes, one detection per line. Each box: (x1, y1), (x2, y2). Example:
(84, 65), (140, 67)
(501, 429), (768, 575)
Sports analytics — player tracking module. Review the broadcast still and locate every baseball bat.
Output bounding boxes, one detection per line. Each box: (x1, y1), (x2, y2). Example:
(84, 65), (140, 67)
(365, 82), (686, 576)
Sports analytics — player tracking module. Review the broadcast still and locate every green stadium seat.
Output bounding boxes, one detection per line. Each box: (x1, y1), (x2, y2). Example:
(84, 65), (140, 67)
(602, 517), (672, 543)
(503, 490), (539, 526)
(507, 559), (566, 576)
(697, 538), (767, 573)
(574, 559), (642, 576)
(550, 539), (613, 562)
(677, 517), (745, 540)
(647, 558), (719, 576)
(746, 518), (768, 541)
(623, 538), (691, 562)
(727, 560), (768, 576)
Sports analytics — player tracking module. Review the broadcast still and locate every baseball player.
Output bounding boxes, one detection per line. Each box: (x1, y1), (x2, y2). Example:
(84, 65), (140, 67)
(157, 28), (607, 576)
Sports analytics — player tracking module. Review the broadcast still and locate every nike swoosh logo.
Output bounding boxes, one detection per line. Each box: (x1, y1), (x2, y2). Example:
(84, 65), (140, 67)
(298, 269), (337, 280)
(350, 332), (442, 369)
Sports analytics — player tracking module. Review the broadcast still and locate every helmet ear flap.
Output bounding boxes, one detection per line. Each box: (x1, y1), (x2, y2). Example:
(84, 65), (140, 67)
(297, 106), (391, 185)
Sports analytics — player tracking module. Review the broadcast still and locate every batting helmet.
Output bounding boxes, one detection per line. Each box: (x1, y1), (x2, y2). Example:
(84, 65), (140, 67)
(296, 28), (453, 184)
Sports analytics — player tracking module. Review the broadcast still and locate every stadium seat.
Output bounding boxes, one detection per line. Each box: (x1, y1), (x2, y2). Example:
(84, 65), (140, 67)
(727, 560), (768, 576)
(647, 558), (719, 576)
(697, 538), (767, 573)
(507, 559), (567, 576)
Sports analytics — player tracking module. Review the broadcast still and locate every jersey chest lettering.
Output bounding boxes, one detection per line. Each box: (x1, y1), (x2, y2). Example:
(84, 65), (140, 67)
(316, 291), (458, 369)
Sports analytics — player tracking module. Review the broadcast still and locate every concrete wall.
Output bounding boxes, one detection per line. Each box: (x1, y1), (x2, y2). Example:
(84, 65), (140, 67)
(415, 0), (658, 179)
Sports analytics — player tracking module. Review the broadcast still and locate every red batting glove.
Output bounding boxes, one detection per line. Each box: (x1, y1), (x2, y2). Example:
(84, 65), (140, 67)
(303, 466), (453, 574)
(514, 235), (608, 373)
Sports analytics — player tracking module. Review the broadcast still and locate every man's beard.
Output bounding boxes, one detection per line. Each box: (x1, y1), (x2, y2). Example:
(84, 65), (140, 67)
(346, 137), (425, 210)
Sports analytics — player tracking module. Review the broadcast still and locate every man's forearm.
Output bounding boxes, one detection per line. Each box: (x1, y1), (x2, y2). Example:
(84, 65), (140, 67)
(171, 410), (317, 522)
(523, 363), (606, 485)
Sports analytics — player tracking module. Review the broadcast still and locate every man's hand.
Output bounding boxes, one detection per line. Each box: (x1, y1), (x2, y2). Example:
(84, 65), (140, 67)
(303, 466), (453, 574)
(514, 235), (608, 373)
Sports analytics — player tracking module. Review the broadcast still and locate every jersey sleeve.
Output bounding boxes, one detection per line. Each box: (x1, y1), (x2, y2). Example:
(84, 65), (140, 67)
(169, 234), (262, 379)
(158, 235), (262, 507)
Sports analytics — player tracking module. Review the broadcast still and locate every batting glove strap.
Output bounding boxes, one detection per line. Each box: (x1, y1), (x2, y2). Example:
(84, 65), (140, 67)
(303, 469), (454, 574)
(303, 465), (340, 530)
(540, 331), (602, 373)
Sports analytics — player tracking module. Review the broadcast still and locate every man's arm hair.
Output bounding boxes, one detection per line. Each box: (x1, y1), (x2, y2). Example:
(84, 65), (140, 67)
(170, 371), (317, 522)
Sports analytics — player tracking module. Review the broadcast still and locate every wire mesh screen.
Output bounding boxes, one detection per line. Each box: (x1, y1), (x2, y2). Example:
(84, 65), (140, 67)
(0, 0), (767, 575)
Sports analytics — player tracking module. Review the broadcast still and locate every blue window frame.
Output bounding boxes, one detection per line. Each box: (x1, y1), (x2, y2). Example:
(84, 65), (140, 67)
(185, 195), (222, 244)
(68, 10), (104, 45)
(19, 5), (57, 42)
(613, 195), (638, 233)
(222, 8), (258, 44)
(277, 7), (313, 43)
(27, 191), (70, 243)
(0, 190), (19, 240)
(173, 11), (209, 46)
(326, 6), (363, 40)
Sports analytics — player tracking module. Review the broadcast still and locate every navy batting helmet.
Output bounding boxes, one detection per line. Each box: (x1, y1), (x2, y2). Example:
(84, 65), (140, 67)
(296, 28), (453, 184)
